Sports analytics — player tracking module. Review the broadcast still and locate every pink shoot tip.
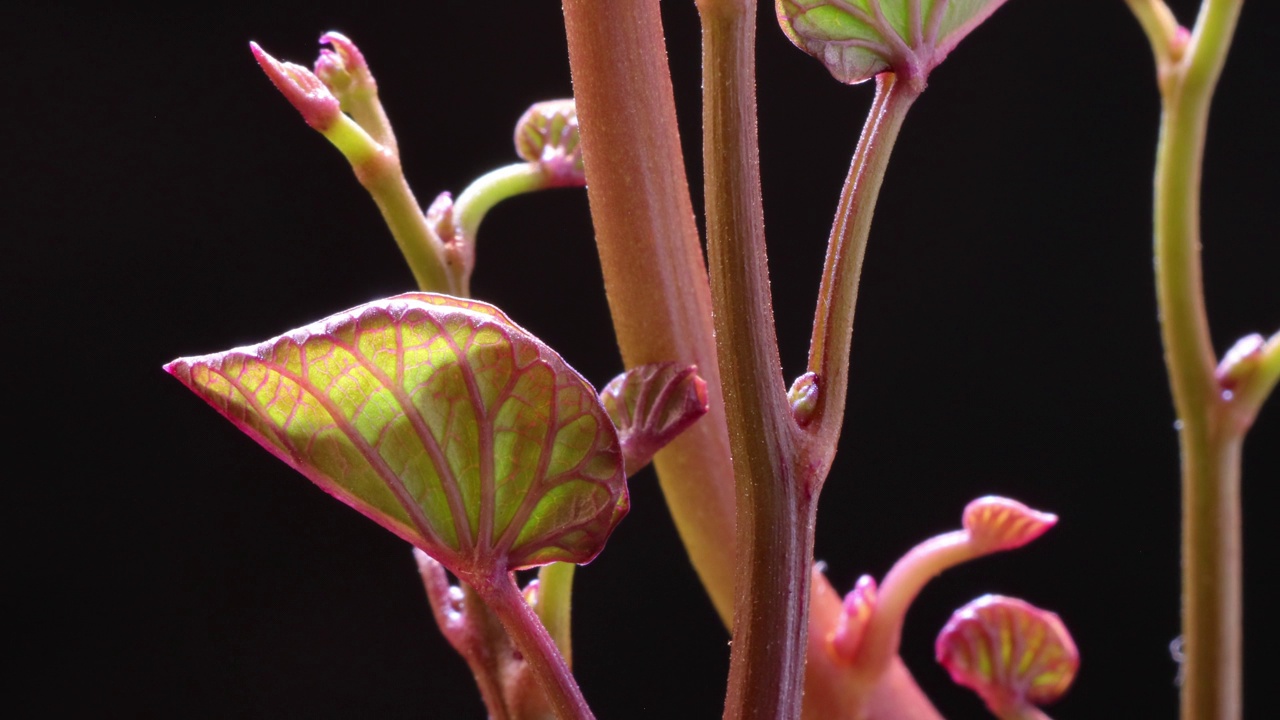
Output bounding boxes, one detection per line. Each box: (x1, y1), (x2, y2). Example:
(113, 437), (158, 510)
(314, 31), (373, 97)
(250, 41), (341, 131)
(829, 574), (877, 664)
(963, 496), (1057, 553)
(936, 595), (1078, 716)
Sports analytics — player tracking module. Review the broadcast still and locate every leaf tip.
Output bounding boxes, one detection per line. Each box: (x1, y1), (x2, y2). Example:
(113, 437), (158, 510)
(963, 496), (1057, 553)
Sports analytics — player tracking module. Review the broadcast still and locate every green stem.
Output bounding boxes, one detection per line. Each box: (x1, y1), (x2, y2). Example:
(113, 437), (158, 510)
(1141, 1), (1244, 717)
(332, 115), (457, 295)
(470, 570), (595, 720)
(562, 0), (739, 624)
(535, 562), (576, 667)
(803, 73), (919, 477)
(453, 163), (550, 248)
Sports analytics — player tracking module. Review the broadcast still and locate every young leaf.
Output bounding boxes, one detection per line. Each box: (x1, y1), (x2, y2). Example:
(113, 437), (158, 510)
(598, 362), (709, 473)
(936, 595), (1079, 717)
(776, 0), (1010, 85)
(829, 574), (877, 664)
(514, 99), (585, 186)
(963, 495), (1058, 553)
(165, 292), (627, 579)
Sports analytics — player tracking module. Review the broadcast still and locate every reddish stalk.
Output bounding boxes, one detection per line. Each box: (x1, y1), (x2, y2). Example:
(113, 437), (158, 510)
(561, 0), (739, 624)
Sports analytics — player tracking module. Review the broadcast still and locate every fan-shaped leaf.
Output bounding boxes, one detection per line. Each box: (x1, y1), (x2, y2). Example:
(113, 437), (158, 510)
(936, 595), (1079, 714)
(166, 293), (627, 578)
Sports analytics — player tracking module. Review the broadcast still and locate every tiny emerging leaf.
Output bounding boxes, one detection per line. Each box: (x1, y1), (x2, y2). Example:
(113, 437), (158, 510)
(514, 99), (585, 186)
(829, 574), (877, 664)
(936, 595), (1079, 716)
(963, 496), (1057, 553)
(166, 293), (628, 582)
(776, 0), (1010, 86)
(599, 363), (709, 474)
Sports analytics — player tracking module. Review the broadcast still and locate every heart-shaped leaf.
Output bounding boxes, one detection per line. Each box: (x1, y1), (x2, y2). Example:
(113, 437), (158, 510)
(166, 292), (627, 578)
(776, 0), (1010, 85)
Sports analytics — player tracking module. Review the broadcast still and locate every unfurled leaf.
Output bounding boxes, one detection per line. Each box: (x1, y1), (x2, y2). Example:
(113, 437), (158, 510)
(776, 0), (1010, 85)
(166, 293), (627, 578)
(936, 595), (1079, 716)
(963, 496), (1057, 553)
(599, 363), (709, 474)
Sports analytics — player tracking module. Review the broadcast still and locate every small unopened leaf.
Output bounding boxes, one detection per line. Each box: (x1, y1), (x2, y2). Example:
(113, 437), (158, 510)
(936, 595), (1079, 713)
(514, 99), (584, 185)
(829, 574), (877, 663)
(963, 496), (1057, 553)
(599, 363), (708, 474)
(166, 293), (627, 578)
(776, 0), (1010, 85)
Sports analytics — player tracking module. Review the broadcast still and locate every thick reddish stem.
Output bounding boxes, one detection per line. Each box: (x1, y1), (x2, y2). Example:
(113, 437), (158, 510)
(561, 0), (738, 623)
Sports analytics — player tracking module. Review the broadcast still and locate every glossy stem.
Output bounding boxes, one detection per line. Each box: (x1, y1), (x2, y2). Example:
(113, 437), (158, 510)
(855, 532), (974, 675)
(471, 570), (594, 720)
(804, 72), (919, 475)
(1134, 0), (1245, 717)
(562, 0), (738, 623)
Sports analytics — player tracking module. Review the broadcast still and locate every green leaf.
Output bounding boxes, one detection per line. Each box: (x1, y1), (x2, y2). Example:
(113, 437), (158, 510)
(166, 293), (627, 578)
(776, 0), (1010, 85)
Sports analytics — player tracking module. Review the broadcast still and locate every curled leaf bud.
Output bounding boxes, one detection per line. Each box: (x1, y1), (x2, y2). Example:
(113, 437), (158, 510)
(1215, 333), (1266, 391)
(250, 42), (342, 131)
(788, 372), (820, 426)
(936, 595), (1078, 716)
(963, 496), (1057, 553)
(314, 31), (374, 102)
(829, 574), (877, 664)
(600, 363), (709, 475)
(514, 99), (585, 185)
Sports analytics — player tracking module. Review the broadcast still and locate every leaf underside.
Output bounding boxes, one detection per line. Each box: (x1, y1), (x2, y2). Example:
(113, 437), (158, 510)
(166, 293), (627, 577)
(776, 0), (1009, 85)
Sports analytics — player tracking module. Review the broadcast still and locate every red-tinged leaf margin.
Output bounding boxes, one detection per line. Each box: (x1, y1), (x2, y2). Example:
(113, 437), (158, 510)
(963, 496), (1058, 553)
(776, 0), (1011, 86)
(936, 594), (1079, 713)
(165, 292), (627, 579)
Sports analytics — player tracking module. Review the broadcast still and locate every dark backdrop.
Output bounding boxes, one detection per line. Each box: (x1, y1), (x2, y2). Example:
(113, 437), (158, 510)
(14, 2), (1278, 718)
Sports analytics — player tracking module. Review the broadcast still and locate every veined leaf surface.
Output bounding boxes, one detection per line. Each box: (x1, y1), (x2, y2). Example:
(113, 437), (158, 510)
(166, 293), (627, 577)
(777, 0), (1009, 85)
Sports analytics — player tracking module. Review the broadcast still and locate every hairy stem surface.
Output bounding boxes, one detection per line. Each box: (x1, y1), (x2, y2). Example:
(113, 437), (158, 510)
(698, 2), (814, 719)
(1135, 0), (1245, 717)
(470, 570), (594, 720)
(804, 73), (919, 474)
(562, 0), (738, 623)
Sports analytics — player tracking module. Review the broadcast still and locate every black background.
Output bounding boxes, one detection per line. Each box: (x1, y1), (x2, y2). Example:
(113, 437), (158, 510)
(13, 1), (1278, 717)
